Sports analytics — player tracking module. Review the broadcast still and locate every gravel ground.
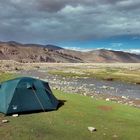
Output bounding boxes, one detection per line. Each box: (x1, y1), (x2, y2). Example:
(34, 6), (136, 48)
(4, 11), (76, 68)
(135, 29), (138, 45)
(20, 69), (140, 108)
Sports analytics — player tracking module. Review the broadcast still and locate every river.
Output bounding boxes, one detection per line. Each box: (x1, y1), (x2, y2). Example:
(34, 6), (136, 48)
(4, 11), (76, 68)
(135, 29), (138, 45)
(20, 70), (140, 99)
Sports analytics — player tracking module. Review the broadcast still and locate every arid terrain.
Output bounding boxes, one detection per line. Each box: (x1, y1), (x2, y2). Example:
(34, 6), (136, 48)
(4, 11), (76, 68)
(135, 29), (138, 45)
(0, 41), (140, 63)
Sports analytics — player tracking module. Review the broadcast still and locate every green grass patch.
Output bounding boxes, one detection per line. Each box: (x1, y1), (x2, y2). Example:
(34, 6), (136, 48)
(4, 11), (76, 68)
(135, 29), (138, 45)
(0, 90), (140, 140)
(48, 68), (140, 84)
(48, 71), (87, 78)
(0, 73), (17, 83)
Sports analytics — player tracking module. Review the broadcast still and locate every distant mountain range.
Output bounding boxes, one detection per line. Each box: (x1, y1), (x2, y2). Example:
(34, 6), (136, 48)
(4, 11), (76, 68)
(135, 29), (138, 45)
(0, 41), (140, 63)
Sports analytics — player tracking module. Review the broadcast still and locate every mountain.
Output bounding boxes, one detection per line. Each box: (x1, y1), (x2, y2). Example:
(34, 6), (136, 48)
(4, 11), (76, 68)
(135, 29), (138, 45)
(81, 49), (140, 63)
(0, 41), (140, 63)
(0, 41), (82, 63)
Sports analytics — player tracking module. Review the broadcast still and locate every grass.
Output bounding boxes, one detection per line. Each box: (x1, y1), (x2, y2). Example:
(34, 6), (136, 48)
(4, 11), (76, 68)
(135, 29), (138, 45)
(0, 73), (17, 83)
(0, 61), (140, 84)
(48, 67), (140, 84)
(0, 72), (140, 140)
(0, 90), (140, 140)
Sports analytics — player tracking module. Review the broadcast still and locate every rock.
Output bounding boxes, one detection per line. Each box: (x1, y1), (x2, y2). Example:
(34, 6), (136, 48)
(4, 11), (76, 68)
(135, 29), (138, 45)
(109, 87), (115, 90)
(2, 119), (9, 123)
(110, 98), (117, 101)
(118, 101), (122, 104)
(102, 85), (108, 89)
(121, 96), (127, 99)
(90, 84), (95, 86)
(106, 98), (110, 101)
(83, 93), (87, 96)
(88, 127), (97, 132)
(12, 114), (19, 117)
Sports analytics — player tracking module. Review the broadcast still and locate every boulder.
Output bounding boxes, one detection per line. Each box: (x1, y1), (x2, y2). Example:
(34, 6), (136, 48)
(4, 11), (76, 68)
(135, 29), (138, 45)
(106, 98), (110, 101)
(88, 127), (97, 132)
(2, 120), (9, 123)
(12, 114), (19, 117)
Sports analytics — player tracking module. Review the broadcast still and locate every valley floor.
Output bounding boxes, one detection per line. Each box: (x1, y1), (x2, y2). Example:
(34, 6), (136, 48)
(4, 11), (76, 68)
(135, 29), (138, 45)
(0, 63), (140, 140)
(1, 61), (140, 84)
(0, 61), (140, 107)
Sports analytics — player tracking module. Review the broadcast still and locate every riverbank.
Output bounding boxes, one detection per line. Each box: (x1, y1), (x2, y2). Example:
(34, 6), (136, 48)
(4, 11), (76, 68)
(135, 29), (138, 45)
(0, 61), (140, 108)
(1, 61), (140, 84)
(20, 69), (140, 108)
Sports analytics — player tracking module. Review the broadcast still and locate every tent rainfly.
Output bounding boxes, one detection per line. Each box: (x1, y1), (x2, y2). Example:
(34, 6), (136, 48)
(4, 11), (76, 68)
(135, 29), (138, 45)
(0, 77), (59, 115)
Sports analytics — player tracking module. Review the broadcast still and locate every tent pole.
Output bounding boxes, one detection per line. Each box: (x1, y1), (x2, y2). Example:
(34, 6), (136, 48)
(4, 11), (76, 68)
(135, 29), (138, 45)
(32, 88), (46, 112)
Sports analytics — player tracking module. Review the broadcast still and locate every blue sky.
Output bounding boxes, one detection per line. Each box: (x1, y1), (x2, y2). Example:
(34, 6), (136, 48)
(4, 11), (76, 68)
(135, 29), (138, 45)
(56, 35), (140, 53)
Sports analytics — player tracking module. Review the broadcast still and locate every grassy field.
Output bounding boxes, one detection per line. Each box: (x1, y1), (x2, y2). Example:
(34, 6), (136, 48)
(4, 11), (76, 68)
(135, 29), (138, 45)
(0, 73), (17, 83)
(0, 90), (140, 140)
(0, 61), (140, 84)
(0, 70), (140, 140)
(48, 64), (140, 84)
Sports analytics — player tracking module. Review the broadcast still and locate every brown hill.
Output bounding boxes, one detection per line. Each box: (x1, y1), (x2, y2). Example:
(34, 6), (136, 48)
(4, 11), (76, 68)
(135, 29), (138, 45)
(82, 49), (140, 63)
(0, 41), (82, 63)
(0, 41), (140, 63)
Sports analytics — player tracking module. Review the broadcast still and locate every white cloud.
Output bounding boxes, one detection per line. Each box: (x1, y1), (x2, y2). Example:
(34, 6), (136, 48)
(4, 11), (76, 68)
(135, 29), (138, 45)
(63, 46), (92, 52)
(111, 43), (123, 47)
(60, 5), (85, 14)
(63, 46), (140, 55)
(124, 49), (140, 54)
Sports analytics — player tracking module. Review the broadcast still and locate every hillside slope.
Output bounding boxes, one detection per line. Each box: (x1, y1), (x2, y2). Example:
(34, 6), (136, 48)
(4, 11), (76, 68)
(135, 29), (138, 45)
(0, 41), (140, 63)
(0, 41), (82, 63)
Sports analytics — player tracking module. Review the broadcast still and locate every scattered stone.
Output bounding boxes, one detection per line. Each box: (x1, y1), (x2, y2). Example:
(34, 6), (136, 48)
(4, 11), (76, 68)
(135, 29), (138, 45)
(118, 101), (122, 104)
(12, 114), (19, 117)
(2, 119), (9, 123)
(90, 84), (95, 86)
(88, 127), (97, 132)
(83, 93), (87, 96)
(110, 98), (117, 102)
(37, 73), (140, 108)
(106, 98), (110, 101)
(122, 96), (127, 99)
(102, 85), (108, 89)
(109, 87), (115, 90)
(129, 101), (133, 104)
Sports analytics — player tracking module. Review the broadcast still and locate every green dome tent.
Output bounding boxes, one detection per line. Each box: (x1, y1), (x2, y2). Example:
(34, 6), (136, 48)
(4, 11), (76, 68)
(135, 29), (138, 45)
(0, 77), (59, 115)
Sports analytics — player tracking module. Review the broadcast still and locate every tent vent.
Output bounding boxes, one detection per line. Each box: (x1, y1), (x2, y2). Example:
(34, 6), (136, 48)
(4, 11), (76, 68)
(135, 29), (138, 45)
(12, 105), (17, 110)
(27, 83), (32, 89)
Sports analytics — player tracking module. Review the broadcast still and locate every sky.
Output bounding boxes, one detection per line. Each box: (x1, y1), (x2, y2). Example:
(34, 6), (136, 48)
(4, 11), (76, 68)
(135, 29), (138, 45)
(0, 0), (140, 53)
